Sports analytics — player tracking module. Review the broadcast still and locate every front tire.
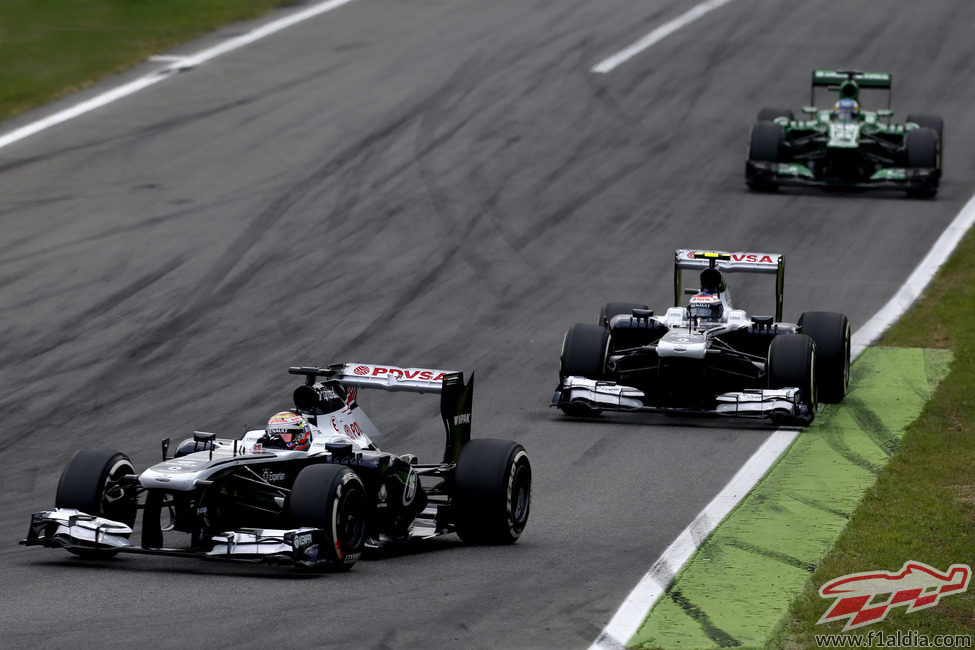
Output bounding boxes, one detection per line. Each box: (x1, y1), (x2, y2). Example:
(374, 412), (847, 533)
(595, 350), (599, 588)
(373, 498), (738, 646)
(767, 334), (817, 414)
(454, 439), (532, 545)
(799, 311), (850, 403)
(746, 122), (785, 191)
(55, 449), (137, 559)
(904, 127), (940, 198)
(288, 464), (367, 571)
(906, 114), (944, 174)
(559, 323), (610, 416)
(560, 323), (609, 380)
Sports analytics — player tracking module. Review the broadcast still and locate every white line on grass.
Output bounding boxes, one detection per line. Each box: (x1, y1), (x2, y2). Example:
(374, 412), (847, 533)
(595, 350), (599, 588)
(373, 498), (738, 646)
(0, 0), (358, 151)
(591, 192), (975, 649)
(591, 0), (738, 74)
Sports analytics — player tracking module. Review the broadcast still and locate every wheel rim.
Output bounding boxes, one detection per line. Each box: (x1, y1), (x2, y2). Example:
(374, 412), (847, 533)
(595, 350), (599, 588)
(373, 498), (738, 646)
(507, 453), (531, 533)
(512, 476), (530, 524)
(101, 459), (136, 525)
(336, 486), (366, 557)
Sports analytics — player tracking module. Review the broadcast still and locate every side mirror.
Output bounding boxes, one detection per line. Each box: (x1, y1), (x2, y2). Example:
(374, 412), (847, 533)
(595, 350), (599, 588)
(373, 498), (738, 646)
(877, 109), (893, 117)
(801, 106), (817, 115)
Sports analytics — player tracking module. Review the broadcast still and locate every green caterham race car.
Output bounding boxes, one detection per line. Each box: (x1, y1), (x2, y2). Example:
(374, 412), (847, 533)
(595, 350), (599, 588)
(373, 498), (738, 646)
(745, 70), (942, 197)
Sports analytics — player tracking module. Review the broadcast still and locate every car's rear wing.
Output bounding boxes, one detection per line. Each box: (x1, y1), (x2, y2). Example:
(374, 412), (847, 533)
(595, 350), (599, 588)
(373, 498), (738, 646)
(812, 70), (891, 89)
(288, 364), (473, 464)
(673, 249), (784, 321)
(292, 363), (455, 393)
(811, 69), (892, 108)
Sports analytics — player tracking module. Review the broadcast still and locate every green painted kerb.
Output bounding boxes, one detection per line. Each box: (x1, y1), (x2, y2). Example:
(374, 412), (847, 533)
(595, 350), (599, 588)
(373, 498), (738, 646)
(629, 346), (953, 649)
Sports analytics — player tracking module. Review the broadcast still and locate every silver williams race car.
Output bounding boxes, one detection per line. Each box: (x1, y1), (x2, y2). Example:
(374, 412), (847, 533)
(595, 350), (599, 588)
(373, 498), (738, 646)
(553, 250), (851, 425)
(22, 364), (532, 571)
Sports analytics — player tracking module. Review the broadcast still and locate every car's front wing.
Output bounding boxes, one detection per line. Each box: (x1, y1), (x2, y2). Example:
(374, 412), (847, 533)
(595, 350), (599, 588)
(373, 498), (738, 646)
(553, 376), (813, 425)
(21, 508), (337, 568)
(747, 160), (939, 191)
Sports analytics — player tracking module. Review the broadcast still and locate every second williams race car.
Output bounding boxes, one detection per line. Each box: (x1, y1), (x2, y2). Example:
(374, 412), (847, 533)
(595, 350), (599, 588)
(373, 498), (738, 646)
(553, 250), (851, 425)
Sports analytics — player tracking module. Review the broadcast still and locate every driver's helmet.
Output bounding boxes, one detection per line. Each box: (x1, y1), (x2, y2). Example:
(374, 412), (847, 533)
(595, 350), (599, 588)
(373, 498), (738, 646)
(688, 293), (723, 322)
(265, 411), (312, 450)
(833, 98), (860, 121)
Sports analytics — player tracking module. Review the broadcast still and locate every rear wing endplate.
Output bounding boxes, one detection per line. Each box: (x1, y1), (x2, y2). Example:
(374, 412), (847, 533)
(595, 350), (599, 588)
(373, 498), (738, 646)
(673, 249), (784, 321)
(439, 372), (473, 464)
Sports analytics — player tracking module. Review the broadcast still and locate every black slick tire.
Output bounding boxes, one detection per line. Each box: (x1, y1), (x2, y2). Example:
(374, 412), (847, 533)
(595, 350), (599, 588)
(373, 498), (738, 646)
(453, 439), (531, 545)
(560, 323), (609, 380)
(767, 334), (817, 413)
(905, 127), (939, 168)
(746, 122), (785, 191)
(906, 113), (944, 143)
(288, 464), (367, 571)
(55, 449), (137, 559)
(559, 323), (610, 416)
(904, 127), (940, 198)
(799, 311), (851, 403)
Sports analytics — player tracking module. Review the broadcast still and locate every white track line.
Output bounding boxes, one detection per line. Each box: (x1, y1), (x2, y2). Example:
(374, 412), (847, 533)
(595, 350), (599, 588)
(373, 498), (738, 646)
(0, 0), (358, 151)
(592, 0), (738, 74)
(592, 192), (975, 649)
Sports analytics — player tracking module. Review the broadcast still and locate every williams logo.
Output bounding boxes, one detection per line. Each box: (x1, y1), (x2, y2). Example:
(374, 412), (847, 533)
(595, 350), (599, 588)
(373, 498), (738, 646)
(817, 561), (971, 631)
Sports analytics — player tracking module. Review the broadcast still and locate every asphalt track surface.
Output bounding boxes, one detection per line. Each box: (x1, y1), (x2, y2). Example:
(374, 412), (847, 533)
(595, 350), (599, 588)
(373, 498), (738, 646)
(2, 1), (974, 648)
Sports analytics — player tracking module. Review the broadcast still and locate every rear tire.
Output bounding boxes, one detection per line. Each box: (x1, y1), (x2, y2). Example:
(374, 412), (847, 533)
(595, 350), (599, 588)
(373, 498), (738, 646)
(767, 334), (817, 413)
(906, 113), (944, 143)
(799, 311), (850, 403)
(559, 323), (610, 416)
(599, 302), (650, 327)
(55, 449), (137, 559)
(746, 122), (785, 191)
(756, 107), (794, 122)
(454, 439), (531, 544)
(288, 464), (367, 571)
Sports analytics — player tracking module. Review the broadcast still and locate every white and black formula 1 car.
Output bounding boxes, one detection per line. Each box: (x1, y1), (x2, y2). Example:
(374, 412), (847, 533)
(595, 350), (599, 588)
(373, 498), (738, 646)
(22, 364), (532, 571)
(553, 250), (851, 425)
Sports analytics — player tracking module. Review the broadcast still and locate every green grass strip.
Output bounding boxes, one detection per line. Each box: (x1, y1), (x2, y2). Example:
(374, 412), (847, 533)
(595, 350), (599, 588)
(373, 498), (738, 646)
(0, 0), (293, 121)
(630, 347), (952, 649)
(776, 228), (975, 647)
